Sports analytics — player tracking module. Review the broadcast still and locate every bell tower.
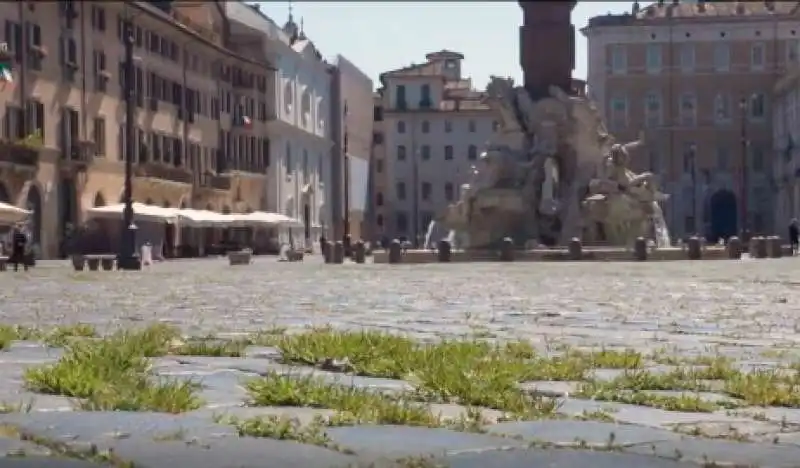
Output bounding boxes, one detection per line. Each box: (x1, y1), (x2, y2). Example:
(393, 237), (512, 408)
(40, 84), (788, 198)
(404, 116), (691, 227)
(519, 1), (577, 101)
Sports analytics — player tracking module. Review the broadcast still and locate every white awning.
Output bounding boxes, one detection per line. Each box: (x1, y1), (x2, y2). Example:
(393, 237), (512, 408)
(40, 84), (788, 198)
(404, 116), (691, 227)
(85, 203), (179, 223)
(0, 202), (30, 225)
(233, 211), (304, 228)
(176, 209), (239, 228)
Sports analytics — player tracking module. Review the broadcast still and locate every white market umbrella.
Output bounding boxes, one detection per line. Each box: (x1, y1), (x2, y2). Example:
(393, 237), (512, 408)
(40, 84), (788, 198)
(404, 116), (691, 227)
(0, 202), (30, 225)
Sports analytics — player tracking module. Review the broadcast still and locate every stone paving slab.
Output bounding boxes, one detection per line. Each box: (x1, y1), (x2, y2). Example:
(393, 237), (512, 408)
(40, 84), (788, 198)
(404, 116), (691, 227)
(4, 260), (800, 465)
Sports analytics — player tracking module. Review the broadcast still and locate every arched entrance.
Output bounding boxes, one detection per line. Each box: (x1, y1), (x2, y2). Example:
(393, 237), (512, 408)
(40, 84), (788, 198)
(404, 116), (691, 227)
(26, 185), (43, 251)
(58, 179), (79, 258)
(0, 182), (10, 203)
(93, 192), (106, 207)
(709, 189), (738, 242)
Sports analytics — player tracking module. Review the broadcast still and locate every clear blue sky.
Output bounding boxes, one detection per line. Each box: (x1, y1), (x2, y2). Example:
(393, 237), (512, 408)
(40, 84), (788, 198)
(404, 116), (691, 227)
(254, 1), (633, 90)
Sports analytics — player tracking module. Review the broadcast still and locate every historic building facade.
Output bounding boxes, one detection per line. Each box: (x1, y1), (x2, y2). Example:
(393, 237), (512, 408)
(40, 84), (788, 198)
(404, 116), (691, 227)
(0, 1), (273, 258)
(583, 0), (797, 240)
(375, 51), (497, 243)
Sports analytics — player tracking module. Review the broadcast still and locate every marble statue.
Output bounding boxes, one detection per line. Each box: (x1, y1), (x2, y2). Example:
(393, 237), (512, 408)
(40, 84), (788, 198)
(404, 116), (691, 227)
(436, 78), (671, 249)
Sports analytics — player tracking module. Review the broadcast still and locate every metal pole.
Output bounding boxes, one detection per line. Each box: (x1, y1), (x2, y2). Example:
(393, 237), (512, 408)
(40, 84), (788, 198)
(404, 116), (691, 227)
(691, 144), (697, 236)
(118, 17), (140, 270)
(342, 102), (351, 255)
(740, 97), (749, 240)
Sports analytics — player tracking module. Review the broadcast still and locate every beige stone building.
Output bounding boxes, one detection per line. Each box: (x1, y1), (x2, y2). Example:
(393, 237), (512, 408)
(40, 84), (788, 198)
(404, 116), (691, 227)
(583, 0), (797, 240)
(368, 92), (387, 243)
(0, 1), (273, 258)
(374, 51), (497, 243)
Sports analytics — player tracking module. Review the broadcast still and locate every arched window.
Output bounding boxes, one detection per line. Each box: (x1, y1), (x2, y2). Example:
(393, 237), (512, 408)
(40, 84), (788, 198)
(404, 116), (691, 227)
(467, 145), (477, 160)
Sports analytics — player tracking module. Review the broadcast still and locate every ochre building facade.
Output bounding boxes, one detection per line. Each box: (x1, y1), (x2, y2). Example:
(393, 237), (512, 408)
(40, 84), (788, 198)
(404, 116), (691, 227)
(0, 1), (274, 258)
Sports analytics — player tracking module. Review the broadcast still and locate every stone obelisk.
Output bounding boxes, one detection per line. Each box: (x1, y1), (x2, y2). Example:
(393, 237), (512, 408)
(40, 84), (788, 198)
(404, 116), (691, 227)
(519, 1), (577, 101)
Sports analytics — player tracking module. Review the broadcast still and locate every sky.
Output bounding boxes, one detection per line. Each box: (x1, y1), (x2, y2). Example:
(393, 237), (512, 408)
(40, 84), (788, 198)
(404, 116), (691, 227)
(254, 1), (634, 90)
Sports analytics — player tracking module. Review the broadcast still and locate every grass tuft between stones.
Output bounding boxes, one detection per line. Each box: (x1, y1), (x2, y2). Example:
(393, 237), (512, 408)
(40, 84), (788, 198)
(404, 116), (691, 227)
(24, 324), (202, 413)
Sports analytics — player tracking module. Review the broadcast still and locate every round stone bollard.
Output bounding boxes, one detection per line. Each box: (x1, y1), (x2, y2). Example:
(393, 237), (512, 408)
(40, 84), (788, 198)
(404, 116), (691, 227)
(388, 239), (402, 264)
(633, 237), (648, 261)
(568, 237), (582, 260)
(767, 236), (783, 258)
(332, 241), (345, 264)
(100, 257), (115, 271)
(86, 257), (100, 271)
(322, 241), (332, 264)
(71, 255), (85, 271)
(751, 236), (768, 259)
(352, 240), (366, 264)
(437, 240), (452, 263)
(687, 236), (702, 260)
(498, 237), (515, 262)
(726, 236), (742, 260)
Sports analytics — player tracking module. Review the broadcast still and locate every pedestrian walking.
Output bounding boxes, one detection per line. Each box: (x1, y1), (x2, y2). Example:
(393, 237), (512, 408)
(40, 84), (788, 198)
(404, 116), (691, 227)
(789, 219), (799, 256)
(9, 223), (28, 272)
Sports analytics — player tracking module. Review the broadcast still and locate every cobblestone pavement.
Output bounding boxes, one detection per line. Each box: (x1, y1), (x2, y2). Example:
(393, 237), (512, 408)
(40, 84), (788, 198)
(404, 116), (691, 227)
(1, 257), (800, 466)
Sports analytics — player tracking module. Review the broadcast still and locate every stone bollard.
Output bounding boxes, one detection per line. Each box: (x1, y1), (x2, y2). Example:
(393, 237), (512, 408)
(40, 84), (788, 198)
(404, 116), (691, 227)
(767, 236), (783, 258)
(71, 255), (85, 271)
(437, 240), (452, 263)
(726, 236), (742, 260)
(353, 240), (366, 264)
(633, 237), (648, 261)
(86, 257), (100, 271)
(100, 257), (115, 271)
(332, 241), (345, 264)
(388, 239), (402, 264)
(751, 236), (768, 259)
(687, 236), (702, 260)
(568, 237), (582, 260)
(499, 237), (515, 262)
(322, 242), (332, 264)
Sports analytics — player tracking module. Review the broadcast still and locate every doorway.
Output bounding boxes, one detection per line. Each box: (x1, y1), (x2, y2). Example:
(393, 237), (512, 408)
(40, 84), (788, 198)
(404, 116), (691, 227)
(303, 203), (311, 243)
(708, 189), (738, 242)
(58, 179), (79, 258)
(26, 185), (43, 256)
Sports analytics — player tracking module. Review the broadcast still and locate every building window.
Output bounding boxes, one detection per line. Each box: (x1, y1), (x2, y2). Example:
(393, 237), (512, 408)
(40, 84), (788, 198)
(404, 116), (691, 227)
(421, 120), (430, 133)
(611, 45), (627, 75)
(93, 117), (105, 156)
(444, 182), (454, 201)
(396, 182), (406, 200)
(376, 192), (384, 206)
(679, 92), (697, 127)
(716, 146), (729, 170)
(468, 120), (476, 133)
(714, 93), (731, 123)
(749, 93), (766, 120)
(714, 43), (730, 72)
(679, 44), (695, 73)
(751, 144), (764, 172)
(284, 142), (292, 176)
(376, 214), (384, 227)
(610, 96), (627, 129)
(444, 145), (453, 160)
(788, 39), (800, 65)
(444, 120), (452, 133)
(467, 145), (477, 160)
(396, 85), (406, 110)
(396, 212), (408, 232)
(644, 92), (662, 128)
(421, 182), (432, 201)
(420, 145), (430, 160)
(751, 42), (765, 71)
(375, 159), (383, 173)
(396, 120), (406, 134)
(682, 142), (696, 174)
(396, 145), (406, 161)
(420, 84), (432, 108)
(645, 44), (662, 74)
(492, 120), (499, 132)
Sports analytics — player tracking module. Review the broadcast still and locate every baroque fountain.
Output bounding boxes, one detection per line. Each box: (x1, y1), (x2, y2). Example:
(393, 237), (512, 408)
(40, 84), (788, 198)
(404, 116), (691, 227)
(429, 79), (671, 250)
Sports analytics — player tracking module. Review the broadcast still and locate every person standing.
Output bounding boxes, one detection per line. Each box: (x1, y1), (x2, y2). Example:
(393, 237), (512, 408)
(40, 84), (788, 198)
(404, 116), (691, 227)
(789, 219), (799, 256)
(9, 223), (28, 272)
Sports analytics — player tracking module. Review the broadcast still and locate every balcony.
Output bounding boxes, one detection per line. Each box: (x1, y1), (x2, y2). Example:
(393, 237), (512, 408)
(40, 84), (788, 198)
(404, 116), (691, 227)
(0, 140), (39, 168)
(197, 172), (231, 191)
(135, 162), (193, 185)
(60, 141), (94, 169)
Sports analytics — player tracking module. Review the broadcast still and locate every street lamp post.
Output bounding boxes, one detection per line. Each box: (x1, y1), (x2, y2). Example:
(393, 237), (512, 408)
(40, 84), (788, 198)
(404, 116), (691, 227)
(739, 97), (750, 242)
(342, 101), (351, 255)
(117, 17), (141, 270)
(690, 143), (697, 236)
